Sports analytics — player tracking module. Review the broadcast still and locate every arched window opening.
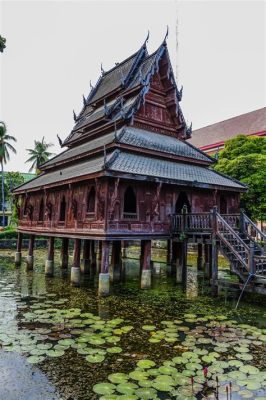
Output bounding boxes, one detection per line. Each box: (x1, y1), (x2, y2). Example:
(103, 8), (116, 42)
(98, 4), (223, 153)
(123, 186), (137, 219)
(59, 196), (66, 221)
(87, 187), (96, 213)
(175, 192), (191, 213)
(220, 195), (227, 214)
(38, 199), (44, 221)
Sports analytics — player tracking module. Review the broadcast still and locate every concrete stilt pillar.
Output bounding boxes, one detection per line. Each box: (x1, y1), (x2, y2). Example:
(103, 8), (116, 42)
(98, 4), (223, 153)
(140, 240), (152, 289)
(98, 240), (110, 296)
(45, 237), (54, 276)
(61, 238), (69, 269)
(197, 243), (203, 270)
(174, 242), (183, 283)
(81, 240), (90, 274)
(110, 241), (121, 283)
(166, 239), (172, 265)
(15, 232), (22, 266)
(211, 237), (218, 293)
(205, 244), (212, 279)
(180, 240), (188, 285)
(121, 240), (127, 258)
(171, 241), (179, 276)
(26, 235), (35, 270)
(71, 239), (81, 285)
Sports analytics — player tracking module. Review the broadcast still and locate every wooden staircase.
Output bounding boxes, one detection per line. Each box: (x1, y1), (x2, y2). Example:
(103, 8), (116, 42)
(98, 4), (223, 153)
(171, 208), (266, 283)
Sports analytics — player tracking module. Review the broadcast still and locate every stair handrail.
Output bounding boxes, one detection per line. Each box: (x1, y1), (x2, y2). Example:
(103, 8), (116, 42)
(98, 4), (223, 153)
(240, 209), (266, 248)
(214, 208), (250, 269)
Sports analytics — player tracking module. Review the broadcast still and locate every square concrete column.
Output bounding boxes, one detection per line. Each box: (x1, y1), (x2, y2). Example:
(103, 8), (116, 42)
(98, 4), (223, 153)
(197, 243), (203, 270)
(71, 239), (81, 285)
(26, 235), (35, 270)
(110, 241), (122, 283)
(81, 240), (90, 274)
(61, 238), (69, 269)
(15, 232), (22, 266)
(140, 240), (152, 289)
(121, 240), (127, 258)
(204, 243), (211, 278)
(166, 239), (173, 265)
(45, 237), (54, 276)
(98, 240), (110, 296)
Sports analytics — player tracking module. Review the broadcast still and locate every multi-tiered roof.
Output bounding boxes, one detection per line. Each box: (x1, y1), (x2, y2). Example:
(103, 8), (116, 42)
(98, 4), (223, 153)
(15, 36), (245, 194)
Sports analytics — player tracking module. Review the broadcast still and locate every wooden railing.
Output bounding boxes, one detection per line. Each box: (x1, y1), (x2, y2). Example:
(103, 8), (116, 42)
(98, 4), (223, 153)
(240, 209), (266, 250)
(171, 208), (266, 278)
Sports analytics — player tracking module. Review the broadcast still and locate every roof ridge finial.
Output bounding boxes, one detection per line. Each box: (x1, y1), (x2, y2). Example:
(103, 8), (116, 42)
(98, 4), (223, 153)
(101, 63), (105, 75)
(144, 30), (150, 46)
(73, 110), (77, 122)
(83, 94), (87, 106)
(90, 80), (94, 90)
(164, 25), (169, 43)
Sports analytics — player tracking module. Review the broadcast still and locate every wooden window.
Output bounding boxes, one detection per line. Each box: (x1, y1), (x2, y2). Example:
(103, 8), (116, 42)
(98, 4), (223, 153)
(38, 199), (44, 221)
(59, 196), (66, 221)
(87, 187), (96, 214)
(123, 186), (137, 219)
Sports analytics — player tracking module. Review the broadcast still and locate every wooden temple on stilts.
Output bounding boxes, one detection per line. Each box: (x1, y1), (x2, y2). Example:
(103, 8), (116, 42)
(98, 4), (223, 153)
(13, 32), (266, 295)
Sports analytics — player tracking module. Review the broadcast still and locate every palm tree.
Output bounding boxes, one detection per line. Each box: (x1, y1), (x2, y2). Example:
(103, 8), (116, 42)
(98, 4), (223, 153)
(0, 122), (17, 227)
(0, 35), (6, 53)
(26, 137), (54, 174)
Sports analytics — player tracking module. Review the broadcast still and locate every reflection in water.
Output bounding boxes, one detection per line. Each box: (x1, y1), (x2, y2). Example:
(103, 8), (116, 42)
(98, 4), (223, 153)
(0, 248), (265, 400)
(185, 266), (199, 299)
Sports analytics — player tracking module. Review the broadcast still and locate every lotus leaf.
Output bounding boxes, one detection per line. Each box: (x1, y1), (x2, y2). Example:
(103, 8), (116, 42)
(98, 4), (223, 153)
(135, 387), (157, 399)
(152, 380), (174, 391)
(93, 383), (116, 395)
(108, 373), (129, 384)
(239, 365), (260, 375)
(27, 355), (45, 364)
(107, 347), (122, 353)
(142, 325), (156, 331)
(129, 371), (149, 381)
(238, 390), (255, 399)
(106, 336), (120, 343)
(58, 339), (75, 346)
(116, 382), (138, 395)
(86, 354), (105, 363)
(137, 360), (156, 369)
(138, 380), (153, 387)
(46, 349), (65, 357)
(158, 366), (176, 375)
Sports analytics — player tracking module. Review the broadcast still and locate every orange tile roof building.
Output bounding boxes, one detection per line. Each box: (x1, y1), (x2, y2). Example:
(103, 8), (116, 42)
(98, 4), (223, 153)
(189, 107), (266, 155)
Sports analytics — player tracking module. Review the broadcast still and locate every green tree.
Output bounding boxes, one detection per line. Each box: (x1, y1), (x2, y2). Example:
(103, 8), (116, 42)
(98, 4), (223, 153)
(214, 135), (266, 222)
(0, 35), (6, 53)
(0, 122), (17, 226)
(26, 137), (54, 173)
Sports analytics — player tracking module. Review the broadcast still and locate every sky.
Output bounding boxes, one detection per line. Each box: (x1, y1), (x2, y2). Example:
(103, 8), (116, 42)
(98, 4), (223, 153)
(0, 0), (265, 172)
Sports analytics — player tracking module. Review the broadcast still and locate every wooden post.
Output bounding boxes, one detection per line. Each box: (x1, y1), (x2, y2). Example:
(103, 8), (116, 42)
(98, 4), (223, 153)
(166, 239), (172, 265)
(99, 240), (110, 296)
(15, 232), (22, 266)
(97, 240), (102, 263)
(110, 241), (122, 283)
(140, 240), (152, 289)
(81, 240), (90, 274)
(239, 208), (245, 234)
(45, 237), (54, 276)
(26, 235), (35, 270)
(180, 239), (187, 284)
(211, 207), (218, 292)
(197, 243), (203, 270)
(248, 242), (255, 274)
(61, 238), (69, 269)
(71, 238), (81, 285)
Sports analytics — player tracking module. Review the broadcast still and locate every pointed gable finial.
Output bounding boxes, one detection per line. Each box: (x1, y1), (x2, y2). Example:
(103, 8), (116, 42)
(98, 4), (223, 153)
(57, 134), (63, 147)
(144, 30), (150, 46)
(164, 25), (169, 43)
(186, 122), (192, 139)
(90, 80), (94, 90)
(101, 63), (105, 75)
(73, 110), (77, 122)
(83, 95), (87, 106)
(178, 85), (183, 101)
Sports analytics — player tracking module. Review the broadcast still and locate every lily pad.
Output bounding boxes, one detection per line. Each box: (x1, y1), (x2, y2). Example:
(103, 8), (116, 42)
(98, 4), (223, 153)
(93, 383), (116, 395)
(137, 360), (156, 369)
(86, 354), (105, 363)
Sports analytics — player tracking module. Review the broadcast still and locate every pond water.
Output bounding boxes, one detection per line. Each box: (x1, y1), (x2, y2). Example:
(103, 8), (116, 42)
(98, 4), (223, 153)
(0, 247), (266, 400)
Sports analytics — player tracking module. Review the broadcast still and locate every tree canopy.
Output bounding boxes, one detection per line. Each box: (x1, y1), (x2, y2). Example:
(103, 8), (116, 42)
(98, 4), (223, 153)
(214, 135), (266, 221)
(26, 137), (54, 173)
(0, 35), (6, 53)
